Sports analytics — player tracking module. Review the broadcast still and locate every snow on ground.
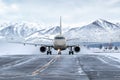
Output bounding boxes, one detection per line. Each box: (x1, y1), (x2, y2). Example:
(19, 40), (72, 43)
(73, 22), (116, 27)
(81, 46), (120, 63)
(0, 41), (120, 62)
(90, 47), (120, 53)
(0, 41), (40, 55)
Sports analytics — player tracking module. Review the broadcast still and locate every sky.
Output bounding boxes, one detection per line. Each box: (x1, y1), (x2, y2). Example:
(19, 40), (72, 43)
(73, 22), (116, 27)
(0, 0), (120, 27)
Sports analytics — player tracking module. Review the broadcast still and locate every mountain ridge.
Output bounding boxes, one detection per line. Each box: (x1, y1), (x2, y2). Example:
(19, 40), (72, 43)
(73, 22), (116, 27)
(0, 19), (120, 42)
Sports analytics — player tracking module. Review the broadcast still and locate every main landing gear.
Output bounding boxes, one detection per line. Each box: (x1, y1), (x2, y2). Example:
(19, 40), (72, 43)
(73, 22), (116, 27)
(46, 47), (75, 55)
(47, 47), (52, 55)
(47, 51), (52, 55)
(69, 46), (74, 55)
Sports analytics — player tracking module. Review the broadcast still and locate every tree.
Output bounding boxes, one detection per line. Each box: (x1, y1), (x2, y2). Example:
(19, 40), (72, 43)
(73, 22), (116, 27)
(114, 46), (118, 50)
(99, 45), (102, 49)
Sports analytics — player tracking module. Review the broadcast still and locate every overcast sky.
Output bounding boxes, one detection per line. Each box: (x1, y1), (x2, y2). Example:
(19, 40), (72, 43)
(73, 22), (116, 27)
(0, 0), (120, 27)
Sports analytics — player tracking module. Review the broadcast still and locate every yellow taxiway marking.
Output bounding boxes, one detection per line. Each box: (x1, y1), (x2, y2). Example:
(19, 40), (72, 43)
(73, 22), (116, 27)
(32, 55), (60, 76)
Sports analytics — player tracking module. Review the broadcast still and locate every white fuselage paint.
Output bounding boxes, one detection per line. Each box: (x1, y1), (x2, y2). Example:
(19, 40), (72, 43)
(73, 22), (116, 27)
(53, 35), (67, 50)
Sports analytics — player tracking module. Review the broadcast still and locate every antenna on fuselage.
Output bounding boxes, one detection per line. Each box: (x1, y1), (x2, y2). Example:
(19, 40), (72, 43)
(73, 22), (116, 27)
(60, 16), (62, 35)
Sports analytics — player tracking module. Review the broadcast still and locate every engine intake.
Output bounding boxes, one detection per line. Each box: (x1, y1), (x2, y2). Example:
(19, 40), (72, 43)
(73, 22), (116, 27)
(40, 46), (46, 53)
(74, 46), (80, 52)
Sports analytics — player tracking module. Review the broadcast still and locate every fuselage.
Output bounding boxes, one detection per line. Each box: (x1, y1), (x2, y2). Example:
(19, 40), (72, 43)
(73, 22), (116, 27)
(53, 35), (67, 50)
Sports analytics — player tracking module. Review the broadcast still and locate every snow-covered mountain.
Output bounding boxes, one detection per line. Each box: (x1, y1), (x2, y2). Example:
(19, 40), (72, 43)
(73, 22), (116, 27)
(0, 19), (120, 42)
(0, 22), (38, 39)
(0, 22), (60, 40)
(65, 19), (120, 42)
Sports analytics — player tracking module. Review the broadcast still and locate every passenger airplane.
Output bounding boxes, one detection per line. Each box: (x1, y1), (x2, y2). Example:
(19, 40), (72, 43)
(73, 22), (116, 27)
(40, 17), (80, 55)
(11, 17), (80, 55)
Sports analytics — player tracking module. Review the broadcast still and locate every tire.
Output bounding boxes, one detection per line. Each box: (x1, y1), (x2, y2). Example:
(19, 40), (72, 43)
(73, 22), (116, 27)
(47, 51), (52, 55)
(69, 51), (74, 55)
(58, 52), (61, 55)
(72, 51), (74, 55)
(69, 51), (71, 55)
(50, 51), (52, 55)
(47, 52), (49, 55)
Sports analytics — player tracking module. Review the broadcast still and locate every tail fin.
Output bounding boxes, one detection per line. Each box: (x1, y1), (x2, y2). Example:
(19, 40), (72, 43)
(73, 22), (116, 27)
(60, 16), (62, 35)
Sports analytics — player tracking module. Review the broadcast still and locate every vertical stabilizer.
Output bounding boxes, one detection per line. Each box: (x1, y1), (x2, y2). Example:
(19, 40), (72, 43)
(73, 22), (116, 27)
(60, 16), (62, 35)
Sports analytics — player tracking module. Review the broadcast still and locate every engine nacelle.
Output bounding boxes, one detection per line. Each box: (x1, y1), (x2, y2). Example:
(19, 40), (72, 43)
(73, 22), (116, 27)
(40, 46), (46, 53)
(74, 46), (80, 52)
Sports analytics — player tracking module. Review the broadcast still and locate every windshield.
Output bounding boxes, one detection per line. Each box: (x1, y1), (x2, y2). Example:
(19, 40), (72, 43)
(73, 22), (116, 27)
(55, 37), (65, 39)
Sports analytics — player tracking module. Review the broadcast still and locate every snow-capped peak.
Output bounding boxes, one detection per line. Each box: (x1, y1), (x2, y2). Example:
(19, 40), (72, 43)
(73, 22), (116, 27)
(95, 18), (106, 24)
(92, 19), (120, 31)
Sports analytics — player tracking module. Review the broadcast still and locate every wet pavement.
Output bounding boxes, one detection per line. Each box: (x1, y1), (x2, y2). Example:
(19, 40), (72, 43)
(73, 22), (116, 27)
(0, 54), (120, 80)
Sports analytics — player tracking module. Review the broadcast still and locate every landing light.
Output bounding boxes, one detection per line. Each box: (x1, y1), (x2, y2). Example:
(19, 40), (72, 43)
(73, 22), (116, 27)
(58, 49), (61, 52)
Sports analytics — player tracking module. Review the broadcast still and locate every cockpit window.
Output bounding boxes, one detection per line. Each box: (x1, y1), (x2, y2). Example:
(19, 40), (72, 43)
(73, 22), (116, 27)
(55, 37), (65, 39)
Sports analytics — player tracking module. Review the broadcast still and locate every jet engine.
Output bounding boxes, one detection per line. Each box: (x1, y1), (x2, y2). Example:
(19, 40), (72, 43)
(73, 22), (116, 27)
(40, 46), (46, 53)
(74, 46), (80, 52)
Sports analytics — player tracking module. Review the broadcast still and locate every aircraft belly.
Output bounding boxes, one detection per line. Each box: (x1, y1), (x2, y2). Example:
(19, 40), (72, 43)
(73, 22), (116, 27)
(54, 46), (66, 50)
(54, 39), (66, 50)
(54, 44), (67, 50)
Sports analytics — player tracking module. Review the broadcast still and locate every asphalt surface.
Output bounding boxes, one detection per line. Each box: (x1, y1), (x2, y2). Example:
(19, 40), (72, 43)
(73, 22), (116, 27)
(0, 54), (120, 80)
(78, 54), (120, 80)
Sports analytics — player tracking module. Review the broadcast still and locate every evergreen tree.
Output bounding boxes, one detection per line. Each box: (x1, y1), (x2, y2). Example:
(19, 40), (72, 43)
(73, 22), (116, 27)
(99, 45), (102, 49)
(114, 46), (118, 50)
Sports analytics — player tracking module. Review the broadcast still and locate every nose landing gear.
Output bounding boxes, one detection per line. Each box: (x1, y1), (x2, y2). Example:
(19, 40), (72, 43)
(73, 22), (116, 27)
(58, 49), (61, 55)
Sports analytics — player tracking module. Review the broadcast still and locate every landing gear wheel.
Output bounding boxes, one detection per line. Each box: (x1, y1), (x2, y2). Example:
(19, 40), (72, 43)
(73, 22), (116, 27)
(47, 51), (52, 55)
(50, 51), (52, 55)
(69, 51), (71, 55)
(47, 52), (49, 55)
(58, 52), (61, 55)
(72, 51), (74, 55)
(69, 51), (74, 55)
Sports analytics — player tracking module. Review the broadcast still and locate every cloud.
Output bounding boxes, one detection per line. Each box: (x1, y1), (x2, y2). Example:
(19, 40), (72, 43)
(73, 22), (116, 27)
(0, 0), (19, 15)
(11, 4), (19, 11)
(108, 0), (120, 5)
(0, 0), (7, 14)
(0, 0), (20, 23)
(0, 0), (120, 27)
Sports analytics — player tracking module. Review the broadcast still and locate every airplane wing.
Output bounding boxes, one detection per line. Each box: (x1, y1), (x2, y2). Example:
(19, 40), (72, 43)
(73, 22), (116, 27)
(8, 39), (53, 47)
(8, 36), (54, 46)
